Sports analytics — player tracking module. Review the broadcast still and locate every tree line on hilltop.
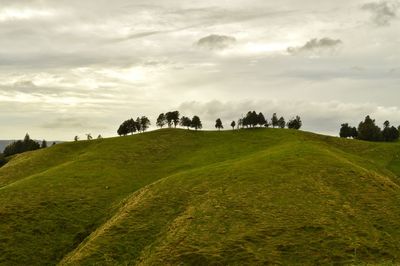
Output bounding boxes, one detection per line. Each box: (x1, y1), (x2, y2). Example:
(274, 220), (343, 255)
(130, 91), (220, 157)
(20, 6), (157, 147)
(1, 134), (52, 165)
(340, 115), (400, 142)
(117, 110), (302, 136)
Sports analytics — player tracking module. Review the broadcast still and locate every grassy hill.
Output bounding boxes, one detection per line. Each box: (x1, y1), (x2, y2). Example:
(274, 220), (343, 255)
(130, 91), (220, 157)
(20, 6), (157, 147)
(1, 128), (400, 265)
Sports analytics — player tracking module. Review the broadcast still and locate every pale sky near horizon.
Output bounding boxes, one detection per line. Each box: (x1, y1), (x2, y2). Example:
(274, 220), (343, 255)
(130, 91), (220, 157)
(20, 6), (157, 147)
(0, 0), (399, 140)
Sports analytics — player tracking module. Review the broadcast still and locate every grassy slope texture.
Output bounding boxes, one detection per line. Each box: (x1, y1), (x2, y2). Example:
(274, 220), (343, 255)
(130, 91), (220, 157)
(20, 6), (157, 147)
(1, 129), (400, 265)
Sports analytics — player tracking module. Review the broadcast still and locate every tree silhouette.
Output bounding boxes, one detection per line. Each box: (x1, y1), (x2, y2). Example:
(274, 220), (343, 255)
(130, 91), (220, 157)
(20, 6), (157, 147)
(277, 117), (286, 129)
(180, 116), (192, 129)
(258, 112), (267, 127)
(140, 116), (151, 132)
(231, 121), (236, 130)
(357, 116), (382, 141)
(86, 134), (93, 140)
(74, 136), (79, 141)
(3, 134), (40, 157)
(156, 113), (167, 128)
(215, 118), (223, 130)
(191, 116), (202, 130)
(287, 116), (302, 130)
(271, 113), (279, 128)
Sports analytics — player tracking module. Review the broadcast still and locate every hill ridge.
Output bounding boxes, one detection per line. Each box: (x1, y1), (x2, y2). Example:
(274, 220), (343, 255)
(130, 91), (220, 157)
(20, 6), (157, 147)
(1, 129), (400, 265)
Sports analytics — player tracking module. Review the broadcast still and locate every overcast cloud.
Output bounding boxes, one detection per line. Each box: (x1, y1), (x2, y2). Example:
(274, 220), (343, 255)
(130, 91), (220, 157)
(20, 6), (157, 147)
(0, 0), (399, 140)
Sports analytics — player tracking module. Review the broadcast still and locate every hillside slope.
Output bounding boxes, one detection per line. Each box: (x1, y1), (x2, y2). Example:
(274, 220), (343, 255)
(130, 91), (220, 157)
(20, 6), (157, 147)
(1, 129), (400, 265)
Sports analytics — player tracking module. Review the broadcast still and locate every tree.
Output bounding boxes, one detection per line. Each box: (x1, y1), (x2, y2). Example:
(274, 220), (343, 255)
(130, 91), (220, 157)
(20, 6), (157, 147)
(231, 121), (236, 130)
(287, 116), (302, 130)
(74, 136), (79, 141)
(86, 134), (93, 140)
(3, 134), (40, 157)
(180, 116), (192, 129)
(165, 111), (180, 128)
(156, 113), (167, 128)
(357, 116), (382, 141)
(140, 116), (151, 132)
(384, 120), (390, 129)
(41, 140), (48, 148)
(135, 117), (142, 133)
(215, 118), (223, 130)
(258, 112), (267, 127)
(191, 116), (202, 130)
(277, 117), (286, 129)
(340, 123), (351, 138)
(125, 118), (137, 135)
(340, 123), (358, 138)
(97, 135), (102, 139)
(382, 121), (399, 142)
(271, 113), (279, 128)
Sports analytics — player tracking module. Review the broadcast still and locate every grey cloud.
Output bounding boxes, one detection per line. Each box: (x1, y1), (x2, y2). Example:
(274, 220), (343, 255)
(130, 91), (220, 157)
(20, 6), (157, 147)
(287, 38), (342, 55)
(362, 1), (399, 26)
(196, 34), (237, 50)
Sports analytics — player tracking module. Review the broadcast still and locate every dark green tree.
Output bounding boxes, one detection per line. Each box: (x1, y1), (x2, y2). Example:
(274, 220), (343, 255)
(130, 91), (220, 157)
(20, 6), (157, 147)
(382, 121), (399, 142)
(179, 116), (192, 129)
(231, 121), (236, 130)
(271, 113), (279, 128)
(340, 123), (352, 138)
(135, 117), (142, 132)
(277, 117), (286, 129)
(357, 116), (382, 141)
(191, 116), (202, 130)
(156, 113), (167, 128)
(215, 118), (223, 130)
(287, 116), (302, 130)
(3, 134), (40, 157)
(258, 112), (267, 127)
(140, 116), (151, 132)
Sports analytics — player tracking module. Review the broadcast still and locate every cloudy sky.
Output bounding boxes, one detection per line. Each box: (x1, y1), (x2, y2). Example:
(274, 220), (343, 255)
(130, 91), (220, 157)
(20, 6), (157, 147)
(0, 0), (399, 140)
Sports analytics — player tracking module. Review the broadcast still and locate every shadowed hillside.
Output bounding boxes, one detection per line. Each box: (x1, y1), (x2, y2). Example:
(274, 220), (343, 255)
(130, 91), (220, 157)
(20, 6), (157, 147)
(1, 129), (400, 265)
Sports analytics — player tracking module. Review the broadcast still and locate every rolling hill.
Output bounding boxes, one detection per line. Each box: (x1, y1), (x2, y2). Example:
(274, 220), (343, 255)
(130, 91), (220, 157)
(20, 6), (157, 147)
(1, 128), (400, 265)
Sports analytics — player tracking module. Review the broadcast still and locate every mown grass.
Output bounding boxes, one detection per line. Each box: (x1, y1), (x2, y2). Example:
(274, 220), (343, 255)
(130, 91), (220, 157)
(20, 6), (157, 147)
(1, 128), (400, 265)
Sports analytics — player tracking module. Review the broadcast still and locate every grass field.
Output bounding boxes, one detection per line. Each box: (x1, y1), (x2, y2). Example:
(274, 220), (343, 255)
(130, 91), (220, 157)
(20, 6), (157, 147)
(1, 128), (400, 265)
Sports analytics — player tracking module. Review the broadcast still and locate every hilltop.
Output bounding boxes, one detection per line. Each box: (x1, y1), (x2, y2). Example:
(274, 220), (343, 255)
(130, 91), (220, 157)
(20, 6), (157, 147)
(1, 128), (400, 265)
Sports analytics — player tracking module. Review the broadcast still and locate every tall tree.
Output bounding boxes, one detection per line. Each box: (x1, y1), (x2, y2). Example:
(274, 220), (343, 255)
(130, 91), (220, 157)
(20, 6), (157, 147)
(172, 111), (180, 128)
(179, 116), (192, 129)
(156, 113), (167, 128)
(357, 116), (382, 141)
(287, 116), (302, 130)
(140, 116), (151, 132)
(74, 136), (79, 141)
(215, 118), (223, 130)
(382, 121), (399, 142)
(231, 121), (236, 130)
(258, 112), (267, 127)
(135, 117), (142, 132)
(191, 116), (202, 130)
(277, 117), (286, 129)
(165, 112), (174, 128)
(271, 113), (279, 128)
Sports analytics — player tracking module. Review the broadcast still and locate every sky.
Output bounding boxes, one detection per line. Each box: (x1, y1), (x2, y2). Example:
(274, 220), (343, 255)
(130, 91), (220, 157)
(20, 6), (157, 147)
(0, 0), (399, 140)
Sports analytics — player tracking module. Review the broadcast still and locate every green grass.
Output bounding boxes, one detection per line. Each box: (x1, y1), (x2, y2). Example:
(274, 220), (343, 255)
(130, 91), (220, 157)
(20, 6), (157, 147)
(1, 128), (400, 265)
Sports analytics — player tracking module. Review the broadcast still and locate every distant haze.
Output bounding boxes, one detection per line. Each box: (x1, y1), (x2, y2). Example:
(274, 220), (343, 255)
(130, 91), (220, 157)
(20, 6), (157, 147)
(0, 0), (399, 140)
